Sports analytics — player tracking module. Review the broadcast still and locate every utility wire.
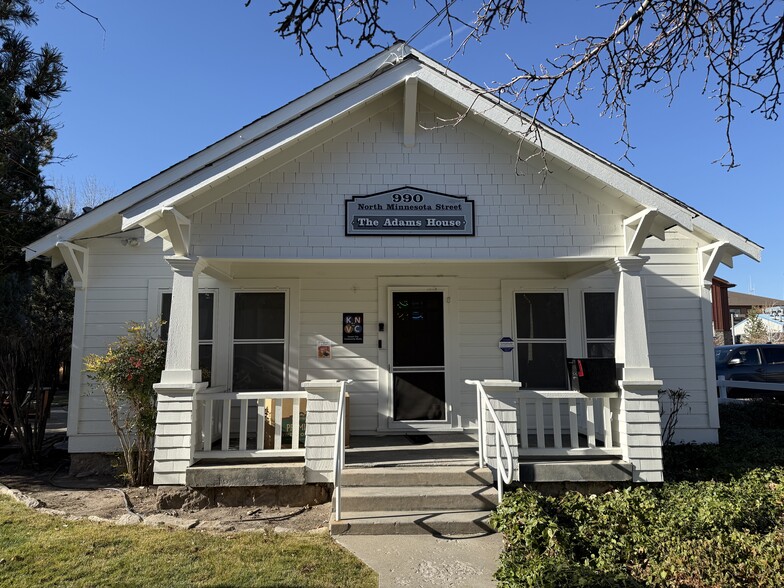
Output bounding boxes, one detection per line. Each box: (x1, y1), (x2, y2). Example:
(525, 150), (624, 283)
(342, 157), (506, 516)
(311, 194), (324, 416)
(406, 0), (459, 46)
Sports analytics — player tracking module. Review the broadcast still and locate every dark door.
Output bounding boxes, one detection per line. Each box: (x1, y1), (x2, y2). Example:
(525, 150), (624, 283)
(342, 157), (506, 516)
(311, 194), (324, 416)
(391, 291), (446, 421)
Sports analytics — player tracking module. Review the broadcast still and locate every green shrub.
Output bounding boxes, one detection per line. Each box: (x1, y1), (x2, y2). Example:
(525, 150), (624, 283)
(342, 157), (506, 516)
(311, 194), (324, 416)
(491, 468), (784, 587)
(84, 321), (166, 485)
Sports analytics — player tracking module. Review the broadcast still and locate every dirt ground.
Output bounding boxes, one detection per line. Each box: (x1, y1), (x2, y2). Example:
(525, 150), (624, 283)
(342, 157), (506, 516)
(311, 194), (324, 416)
(0, 453), (332, 534)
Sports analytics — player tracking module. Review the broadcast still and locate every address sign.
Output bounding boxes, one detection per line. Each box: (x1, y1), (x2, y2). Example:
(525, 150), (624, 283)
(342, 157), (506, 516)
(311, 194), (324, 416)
(346, 187), (475, 236)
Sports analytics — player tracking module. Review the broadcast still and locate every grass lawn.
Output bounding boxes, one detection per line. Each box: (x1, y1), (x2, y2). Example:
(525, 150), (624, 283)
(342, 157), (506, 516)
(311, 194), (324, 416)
(0, 499), (376, 588)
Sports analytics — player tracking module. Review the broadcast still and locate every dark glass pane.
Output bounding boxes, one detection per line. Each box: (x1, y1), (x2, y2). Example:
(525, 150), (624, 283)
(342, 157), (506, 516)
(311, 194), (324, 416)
(763, 347), (784, 364)
(199, 344), (212, 385)
(160, 293), (172, 340)
(161, 292), (213, 341)
(234, 293), (285, 340)
(515, 293), (565, 339)
(584, 292), (615, 339)
(393, 372), (446, 421)
(199, 293), (214, 341)
(517, 342), (568, 389)
(392, 292), (444, 367)
(587, 342), (615, 359)
(232, 343), (284, 391)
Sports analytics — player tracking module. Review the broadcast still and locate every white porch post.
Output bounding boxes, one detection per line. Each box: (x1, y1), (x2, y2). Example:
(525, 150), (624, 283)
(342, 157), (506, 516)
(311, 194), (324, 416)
(611, 256), (664, 483)
(153, 255), (208, 485)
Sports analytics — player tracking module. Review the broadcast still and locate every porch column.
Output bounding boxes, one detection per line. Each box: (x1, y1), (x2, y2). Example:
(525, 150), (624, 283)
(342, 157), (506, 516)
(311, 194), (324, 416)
(480, 380), (521, 483)
(610, 256), (664, 483)
(153, 255), (208, 485)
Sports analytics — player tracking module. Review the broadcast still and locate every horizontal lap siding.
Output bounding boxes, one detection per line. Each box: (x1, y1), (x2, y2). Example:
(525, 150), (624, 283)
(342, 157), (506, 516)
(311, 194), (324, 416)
(642, 234), (712, 436)
(75, 239), (171, 451)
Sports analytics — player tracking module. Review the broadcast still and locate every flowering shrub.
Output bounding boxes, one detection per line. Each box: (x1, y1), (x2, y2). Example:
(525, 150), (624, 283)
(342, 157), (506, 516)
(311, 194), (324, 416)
(84, 321), (166, 485)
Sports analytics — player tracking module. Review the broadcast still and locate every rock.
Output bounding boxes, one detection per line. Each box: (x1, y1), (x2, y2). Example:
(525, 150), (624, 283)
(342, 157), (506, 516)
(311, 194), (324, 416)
(273, 526), (297, 534)
(156, 486), (209, 510)
(143, 513), (199, 530)
(88, 515), (113, 524)
(0, 485), (44, 509)
(116, 513), (144, 526)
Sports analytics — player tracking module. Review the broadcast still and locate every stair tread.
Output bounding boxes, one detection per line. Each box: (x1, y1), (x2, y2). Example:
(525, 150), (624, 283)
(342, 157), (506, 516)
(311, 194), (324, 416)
(341, 485), (497, 496)
(334, 509), (494, 520)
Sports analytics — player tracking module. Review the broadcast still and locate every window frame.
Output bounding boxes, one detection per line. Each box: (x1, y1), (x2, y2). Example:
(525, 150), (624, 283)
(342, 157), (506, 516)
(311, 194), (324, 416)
(513, 290), (570, 390)
(583, 291), (616, 359)
(229, 290), (289, 393)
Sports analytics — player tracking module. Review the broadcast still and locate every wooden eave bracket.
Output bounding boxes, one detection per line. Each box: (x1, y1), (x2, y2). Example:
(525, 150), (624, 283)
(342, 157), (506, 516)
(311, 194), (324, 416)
(56, 241), (88, 288)
(137, 207), (190, 255)
(623, 208), (671, 256)
(403, 76), (418, 148)
(699, 241), (736, 283)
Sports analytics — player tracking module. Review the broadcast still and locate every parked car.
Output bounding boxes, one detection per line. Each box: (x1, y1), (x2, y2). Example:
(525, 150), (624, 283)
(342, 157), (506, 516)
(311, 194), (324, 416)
(715, 344), (784, 397)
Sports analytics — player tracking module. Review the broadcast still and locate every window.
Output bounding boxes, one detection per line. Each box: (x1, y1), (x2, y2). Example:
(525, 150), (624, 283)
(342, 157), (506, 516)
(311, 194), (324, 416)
(763, 347), (784, 365)
(732, 348), (762, 365)
(514, 292), (568, 389)
(584, 292), (615, 358)
(160, 292), (215, 384)
(232, 292), (286, 392)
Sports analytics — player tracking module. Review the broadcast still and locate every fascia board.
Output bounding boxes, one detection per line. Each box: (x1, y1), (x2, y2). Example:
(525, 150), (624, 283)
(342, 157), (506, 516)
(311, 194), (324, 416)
(121, 60), (419, 230)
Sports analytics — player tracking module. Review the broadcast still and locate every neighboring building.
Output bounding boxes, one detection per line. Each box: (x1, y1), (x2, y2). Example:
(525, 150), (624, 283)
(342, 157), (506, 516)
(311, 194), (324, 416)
(26, 44), (761, 511)
(733, 314), (784, 344)
(712, 277), (736, 345)
(728, 291), (784, 321)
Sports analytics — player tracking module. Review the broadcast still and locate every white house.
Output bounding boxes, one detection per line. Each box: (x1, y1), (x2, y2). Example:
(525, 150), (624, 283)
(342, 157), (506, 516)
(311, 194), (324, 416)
(26, 43), (761, 532)
(733, 313), (784, 343)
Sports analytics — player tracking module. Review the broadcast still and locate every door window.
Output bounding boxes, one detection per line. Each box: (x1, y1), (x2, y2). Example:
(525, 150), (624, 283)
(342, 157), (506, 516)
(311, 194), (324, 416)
(392, 291), (446, 421)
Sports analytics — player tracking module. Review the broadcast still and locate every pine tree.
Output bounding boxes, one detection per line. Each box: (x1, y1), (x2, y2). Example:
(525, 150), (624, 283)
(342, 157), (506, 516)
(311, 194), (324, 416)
(0, 0), (66, 275)
(742, 307), (770, 344)
(0, 1), (71, 465)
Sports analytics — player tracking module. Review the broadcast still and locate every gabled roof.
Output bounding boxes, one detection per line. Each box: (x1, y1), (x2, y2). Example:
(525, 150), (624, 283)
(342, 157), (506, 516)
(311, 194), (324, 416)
(26, 42), (762, 264)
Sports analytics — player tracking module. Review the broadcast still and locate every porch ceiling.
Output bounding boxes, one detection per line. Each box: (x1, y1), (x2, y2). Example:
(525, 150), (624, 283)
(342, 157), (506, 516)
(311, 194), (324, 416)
(202, 257), (612, 281)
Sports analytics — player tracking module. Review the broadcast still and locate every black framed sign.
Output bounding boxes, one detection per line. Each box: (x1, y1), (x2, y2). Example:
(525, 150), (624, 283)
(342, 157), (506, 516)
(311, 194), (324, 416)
(345, 187), (475, 236)
(343, 313), (364, 344)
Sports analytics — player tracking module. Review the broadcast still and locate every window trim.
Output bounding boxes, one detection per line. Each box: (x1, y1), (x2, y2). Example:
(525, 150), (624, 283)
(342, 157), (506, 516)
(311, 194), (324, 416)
(582, 290), (616, 359)
(229, 289), (289, 393)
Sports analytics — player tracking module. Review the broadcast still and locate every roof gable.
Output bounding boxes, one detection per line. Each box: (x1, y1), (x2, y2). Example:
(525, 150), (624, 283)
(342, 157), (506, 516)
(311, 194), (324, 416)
(26, 42), (761, 265)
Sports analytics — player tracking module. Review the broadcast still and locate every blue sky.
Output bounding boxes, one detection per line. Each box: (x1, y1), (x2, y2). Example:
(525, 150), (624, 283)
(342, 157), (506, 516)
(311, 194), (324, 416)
(27, 1), (783, 298)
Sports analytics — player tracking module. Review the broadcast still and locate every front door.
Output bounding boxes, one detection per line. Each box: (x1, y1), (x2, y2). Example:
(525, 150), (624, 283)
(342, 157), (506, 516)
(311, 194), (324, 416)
(390, 291), (447, 422)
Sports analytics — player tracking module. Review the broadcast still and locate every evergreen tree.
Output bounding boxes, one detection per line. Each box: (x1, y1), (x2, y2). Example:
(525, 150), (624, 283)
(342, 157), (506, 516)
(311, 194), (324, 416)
(0, 0), (66, 275)
(742, 307), (770, 344)
(0, 0), (71, 465)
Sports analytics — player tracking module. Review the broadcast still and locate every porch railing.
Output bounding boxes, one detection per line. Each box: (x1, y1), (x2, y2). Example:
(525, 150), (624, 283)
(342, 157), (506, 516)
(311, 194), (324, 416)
(193, 388), (308, 460)
(518, 391), (622, 457)
(331, 379), (352, 522)
(467, 380), (514, 502)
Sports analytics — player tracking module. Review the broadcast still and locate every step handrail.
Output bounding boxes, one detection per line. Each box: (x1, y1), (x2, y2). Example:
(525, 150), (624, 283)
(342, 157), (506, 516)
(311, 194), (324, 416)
(332, 379), (352, 522)
(466, 379), (514, 502)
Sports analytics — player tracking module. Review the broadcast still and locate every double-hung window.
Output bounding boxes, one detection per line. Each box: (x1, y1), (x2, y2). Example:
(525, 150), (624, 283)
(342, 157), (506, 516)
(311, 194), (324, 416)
(584, 292), (616, 358)
(514, 292), (568, 389)
(232, 292), (286, 392)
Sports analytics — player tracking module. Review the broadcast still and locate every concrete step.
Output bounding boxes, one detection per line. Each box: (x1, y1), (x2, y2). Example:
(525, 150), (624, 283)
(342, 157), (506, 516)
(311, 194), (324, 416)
(519, 459), (632, 483)
(330, 510), (494, 535)
(339, 485), (498, 512)
(341, 466), (494, 487)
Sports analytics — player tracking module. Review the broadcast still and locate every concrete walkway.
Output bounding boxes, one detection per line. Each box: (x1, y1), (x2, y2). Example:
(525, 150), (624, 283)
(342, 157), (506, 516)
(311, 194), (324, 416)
(336, 533), (503, 587)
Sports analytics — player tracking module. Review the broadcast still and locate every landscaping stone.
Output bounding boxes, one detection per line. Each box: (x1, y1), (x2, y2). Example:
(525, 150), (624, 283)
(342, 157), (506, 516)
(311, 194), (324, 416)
(116, 513), (144, 525)
(143, 513), (199, 530)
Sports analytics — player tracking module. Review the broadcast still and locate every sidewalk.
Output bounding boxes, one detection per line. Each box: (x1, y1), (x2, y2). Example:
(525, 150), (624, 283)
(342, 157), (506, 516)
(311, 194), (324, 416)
(336, 533), (503, 587)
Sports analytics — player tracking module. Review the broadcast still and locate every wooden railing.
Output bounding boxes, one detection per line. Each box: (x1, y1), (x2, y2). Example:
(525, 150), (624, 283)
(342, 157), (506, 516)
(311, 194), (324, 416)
(193, 388), (308, 460)
(518, 391), (622, 457)
(466, 380), (514, 502)
(331, 380), (352, 522)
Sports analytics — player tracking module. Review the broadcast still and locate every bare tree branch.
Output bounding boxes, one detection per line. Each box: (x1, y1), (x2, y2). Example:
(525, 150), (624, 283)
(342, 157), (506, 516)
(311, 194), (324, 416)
(262, 0), (783, 169)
